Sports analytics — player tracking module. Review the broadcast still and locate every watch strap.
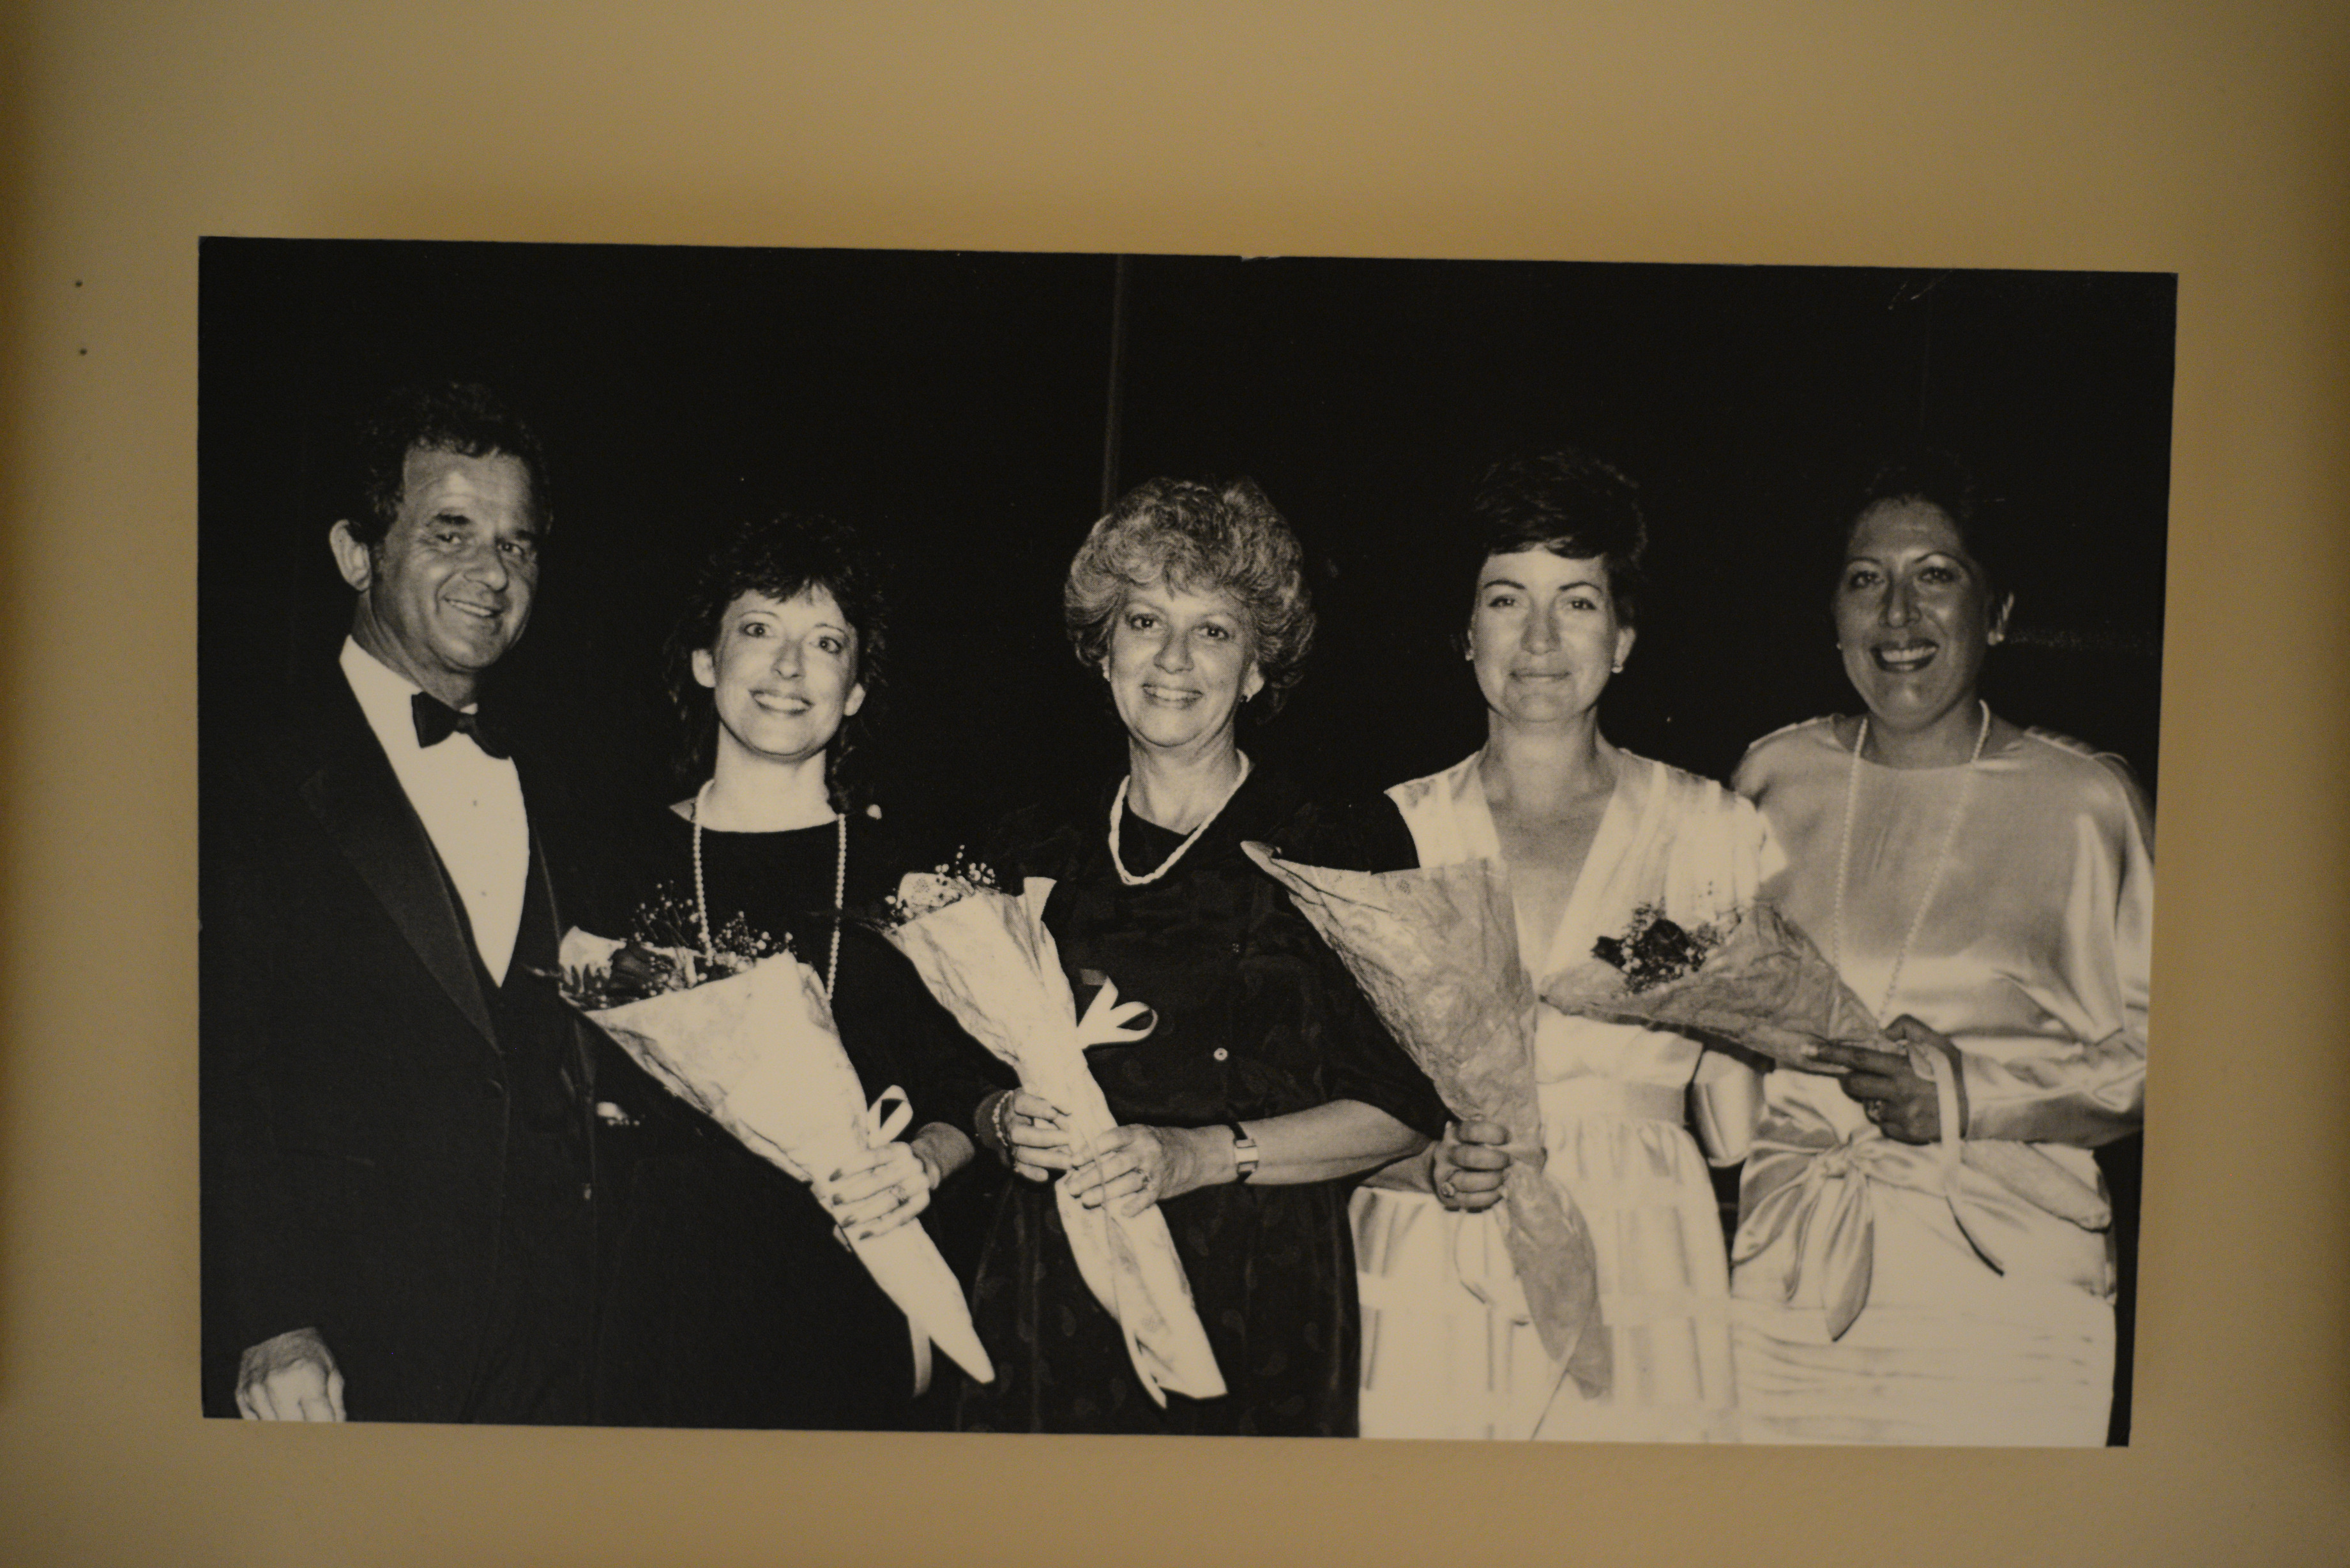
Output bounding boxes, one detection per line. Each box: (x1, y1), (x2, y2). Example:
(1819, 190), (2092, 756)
(1227, 1120), (1260, 1183)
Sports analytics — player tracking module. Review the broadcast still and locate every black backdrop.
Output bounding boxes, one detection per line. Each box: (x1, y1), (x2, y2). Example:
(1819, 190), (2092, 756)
(199, 240), (2172, 840)
(198, 240), (2172, 1440)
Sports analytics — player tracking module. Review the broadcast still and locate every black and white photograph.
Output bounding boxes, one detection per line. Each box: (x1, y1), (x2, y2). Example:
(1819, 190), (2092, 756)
(198, 237), (2170, 1445)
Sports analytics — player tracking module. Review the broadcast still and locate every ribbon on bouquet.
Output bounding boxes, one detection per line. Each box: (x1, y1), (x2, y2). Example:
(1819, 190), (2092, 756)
(1047, 977), (1229, 1408)
(1734, 1044), (2112, 1341)
(831, 1087), (937, 1396)
(877, 874), (1227, 1406)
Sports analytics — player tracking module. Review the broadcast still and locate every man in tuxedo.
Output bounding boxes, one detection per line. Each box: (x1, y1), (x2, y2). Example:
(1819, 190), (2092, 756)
(201, 382), (598, 1422)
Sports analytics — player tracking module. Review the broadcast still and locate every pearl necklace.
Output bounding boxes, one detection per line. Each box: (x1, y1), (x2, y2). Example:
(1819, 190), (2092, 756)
(1109, 752), (1252, 887)
(1830, 700), (1990, 1018)
(692, 780), (847, 1002)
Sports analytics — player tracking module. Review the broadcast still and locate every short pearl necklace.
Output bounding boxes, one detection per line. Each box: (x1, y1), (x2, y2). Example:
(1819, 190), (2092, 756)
(1830, 700), (1990, 1018)
(692, 780), (846, 1001)
(1109, 752), (1252, 887)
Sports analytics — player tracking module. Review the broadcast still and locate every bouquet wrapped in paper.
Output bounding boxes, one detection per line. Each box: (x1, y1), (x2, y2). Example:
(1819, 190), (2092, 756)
(1541, 901), (1876, 1070)
(557, 930), (994, 1385)
(1541, 902), (2111, 1245)
(879, 867), (1224, 1406)
(1240, 843), (1611, 1401)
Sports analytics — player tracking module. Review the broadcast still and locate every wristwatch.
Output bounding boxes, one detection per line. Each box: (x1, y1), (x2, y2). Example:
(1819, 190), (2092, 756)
(1227, 1120), (1260, 1183)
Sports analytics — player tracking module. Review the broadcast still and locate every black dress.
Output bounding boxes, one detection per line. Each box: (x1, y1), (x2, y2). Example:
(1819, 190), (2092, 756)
(955, 767), (1450, 1436)
(586, 809), (1003, 1430)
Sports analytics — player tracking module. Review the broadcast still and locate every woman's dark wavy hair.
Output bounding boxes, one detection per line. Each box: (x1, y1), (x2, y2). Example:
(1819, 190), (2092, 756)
(1063, 476), (1315, 718)
(665, 511), (890, 808)
(347, 381), (551, 546)
(1463, 448), (1648, 626)
(1844, 447), (2020, 605)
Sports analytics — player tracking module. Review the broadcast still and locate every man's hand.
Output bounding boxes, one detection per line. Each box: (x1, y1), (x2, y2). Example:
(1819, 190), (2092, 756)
(236, 1326), (347, 1421)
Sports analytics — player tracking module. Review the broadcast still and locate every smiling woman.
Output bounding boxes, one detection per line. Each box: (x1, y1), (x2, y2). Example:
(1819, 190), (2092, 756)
(579, 512), (1003, 1431)
(1829, 467), (2016, 765)
(956, 477), (1450, 1436)
(1727, 453), (2150, 1445)
(1337, 449), (1775, 1443)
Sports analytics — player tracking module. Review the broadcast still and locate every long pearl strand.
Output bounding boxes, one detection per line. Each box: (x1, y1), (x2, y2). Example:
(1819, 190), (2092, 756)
(692, 780), (846, 1002)
(1830, 700), (1990, 1018)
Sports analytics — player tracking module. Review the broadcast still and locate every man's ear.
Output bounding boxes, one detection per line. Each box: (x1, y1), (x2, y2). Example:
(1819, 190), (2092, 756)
(328, 521), (374, 592)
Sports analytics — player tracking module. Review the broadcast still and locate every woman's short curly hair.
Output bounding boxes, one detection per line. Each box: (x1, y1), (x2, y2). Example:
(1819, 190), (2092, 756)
(1464, 448), (1648, 625)
(665, 511), (889, 800)
(1063, 476), (1317, 716)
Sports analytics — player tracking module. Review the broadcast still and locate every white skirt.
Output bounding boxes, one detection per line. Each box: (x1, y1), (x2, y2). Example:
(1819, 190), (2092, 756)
(1731, 1183), (2115, 1445)
(1354, 1085), (1738, 1443)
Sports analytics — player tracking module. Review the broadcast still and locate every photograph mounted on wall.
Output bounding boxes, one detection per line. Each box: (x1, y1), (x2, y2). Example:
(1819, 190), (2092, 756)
(198, 238), (2169, 1445)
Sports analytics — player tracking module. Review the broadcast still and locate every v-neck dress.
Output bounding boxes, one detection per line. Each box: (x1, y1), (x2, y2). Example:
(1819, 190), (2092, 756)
(1349, 750), (1775, 1442)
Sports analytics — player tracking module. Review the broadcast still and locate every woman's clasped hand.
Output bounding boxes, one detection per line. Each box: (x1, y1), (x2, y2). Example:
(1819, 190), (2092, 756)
(1809, 1017), (1965, 1147)
(985, 1088), (1080, 1184)
(1427, 1122), (1512, 1213)
(813, 1137), (946, 1243)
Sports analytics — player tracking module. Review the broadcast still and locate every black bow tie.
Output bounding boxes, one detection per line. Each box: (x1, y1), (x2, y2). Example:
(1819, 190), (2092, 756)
(411, 692), (510, 759)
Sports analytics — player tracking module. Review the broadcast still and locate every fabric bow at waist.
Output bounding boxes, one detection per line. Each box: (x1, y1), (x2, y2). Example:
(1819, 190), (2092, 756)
(1733, 1052), (2112, 1341)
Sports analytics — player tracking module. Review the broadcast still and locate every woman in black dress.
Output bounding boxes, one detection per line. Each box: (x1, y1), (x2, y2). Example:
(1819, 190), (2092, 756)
(589, 513), (999, 1430)
(957, 478), (1450, 1436)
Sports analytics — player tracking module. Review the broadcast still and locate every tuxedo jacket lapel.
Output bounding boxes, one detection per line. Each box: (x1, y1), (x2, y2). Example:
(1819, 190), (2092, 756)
(296, 679), (500, 1051)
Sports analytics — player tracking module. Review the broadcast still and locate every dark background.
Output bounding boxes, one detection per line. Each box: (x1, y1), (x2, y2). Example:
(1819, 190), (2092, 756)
(199, 240), (2172, 831)
(197, 237), (2174, 1439)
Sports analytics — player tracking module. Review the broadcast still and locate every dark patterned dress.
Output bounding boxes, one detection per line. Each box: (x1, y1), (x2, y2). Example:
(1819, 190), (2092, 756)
(955, 767), (1449, 1436)
(586, 809), (1003, 1430)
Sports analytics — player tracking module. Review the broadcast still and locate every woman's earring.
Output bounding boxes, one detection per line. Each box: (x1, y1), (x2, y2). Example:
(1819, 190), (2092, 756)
(1611, 662), (1623, 673)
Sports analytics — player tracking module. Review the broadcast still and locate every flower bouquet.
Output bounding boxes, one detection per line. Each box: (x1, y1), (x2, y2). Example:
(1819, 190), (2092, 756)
(1542, 902), (2111, 1235)
(878, 863), (1225, 1406)
(1542, 901), (1876, 1069)
(556, 926), (995, 1385)
(1240, 843), (1610, 1401)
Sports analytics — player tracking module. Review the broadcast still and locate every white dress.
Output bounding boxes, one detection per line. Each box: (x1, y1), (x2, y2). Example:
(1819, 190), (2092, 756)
(1727, 720), (2151, 1446)
(1352, 750), (1774, 1442)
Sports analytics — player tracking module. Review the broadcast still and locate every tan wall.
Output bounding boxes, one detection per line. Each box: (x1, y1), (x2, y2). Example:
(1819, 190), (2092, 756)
(4, 3), (2345, 1562)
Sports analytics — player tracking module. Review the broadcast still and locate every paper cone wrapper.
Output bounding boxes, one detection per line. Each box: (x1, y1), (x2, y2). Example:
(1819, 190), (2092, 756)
(845, 1223), (996, 1385)
(1242, 844), (1608, 1392)
(883, 880), (1224, 1403)
(587, 952), (994, 1383)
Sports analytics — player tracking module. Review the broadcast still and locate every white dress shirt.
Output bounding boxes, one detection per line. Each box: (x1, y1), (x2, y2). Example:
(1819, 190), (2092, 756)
(340, 637), (531, 984)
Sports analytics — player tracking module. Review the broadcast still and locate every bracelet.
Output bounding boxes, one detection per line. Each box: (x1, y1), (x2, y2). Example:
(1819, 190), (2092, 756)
(987, 1090), (1018, 1163)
